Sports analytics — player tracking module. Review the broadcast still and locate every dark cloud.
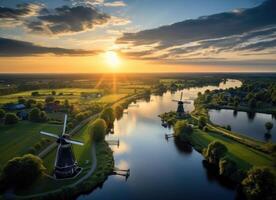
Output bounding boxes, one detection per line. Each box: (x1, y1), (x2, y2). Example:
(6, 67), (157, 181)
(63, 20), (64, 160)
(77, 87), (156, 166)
(26, 5), (111, 35)
(118, 0), (276, 47)
(117, 0), (276, 63)
(0, 37), (99, 56)
(0, 3), (43, 19)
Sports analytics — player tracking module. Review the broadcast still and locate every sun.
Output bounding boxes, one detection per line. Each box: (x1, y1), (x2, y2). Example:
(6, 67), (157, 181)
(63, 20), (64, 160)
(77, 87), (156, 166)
(105, 51), (121, 69)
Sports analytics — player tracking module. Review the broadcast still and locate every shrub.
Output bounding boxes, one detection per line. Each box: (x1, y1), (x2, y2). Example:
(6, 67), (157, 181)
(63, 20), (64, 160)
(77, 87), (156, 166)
(45, 96), (55, 103)
(100, 108), (115, 128)
(0, 109), (5, 120)
(198, 116), (207, 129)
(219, 157), (237, 177)
(174, 120), (193, 137)
(29, 108), (48, 122)
(89, 119), (107, 142)
(204, 141), (227, 165)
(114, 105), (124, 120)
(4, 113), (19, 125)
(0, 154), (45, 189)
(18, 97), (26, 104)
(241, 167), (276, 200)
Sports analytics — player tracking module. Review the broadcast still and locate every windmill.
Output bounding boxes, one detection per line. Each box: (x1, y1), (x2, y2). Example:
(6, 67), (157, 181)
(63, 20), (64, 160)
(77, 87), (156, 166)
(172, 92), (191, 118)
(40, 114), (84, 179)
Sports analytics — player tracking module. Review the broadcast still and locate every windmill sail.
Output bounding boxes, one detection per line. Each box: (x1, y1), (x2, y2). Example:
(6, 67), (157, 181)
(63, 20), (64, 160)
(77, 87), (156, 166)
(40, 131), (59, 138)
(39, 113), (83, 179)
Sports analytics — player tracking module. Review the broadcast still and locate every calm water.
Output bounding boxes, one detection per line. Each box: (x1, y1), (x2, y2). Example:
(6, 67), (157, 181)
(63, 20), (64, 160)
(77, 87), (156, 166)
(78, 79), (242, 200)
(209, 109), (276, 142)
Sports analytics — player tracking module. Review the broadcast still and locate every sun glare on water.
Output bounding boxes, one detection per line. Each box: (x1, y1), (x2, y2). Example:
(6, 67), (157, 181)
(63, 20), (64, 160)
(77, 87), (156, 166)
(105, 51), (121, 69)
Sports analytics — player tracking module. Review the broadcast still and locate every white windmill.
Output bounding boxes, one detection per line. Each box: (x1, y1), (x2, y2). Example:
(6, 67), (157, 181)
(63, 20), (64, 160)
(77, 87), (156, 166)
(40, 114), (84, 178)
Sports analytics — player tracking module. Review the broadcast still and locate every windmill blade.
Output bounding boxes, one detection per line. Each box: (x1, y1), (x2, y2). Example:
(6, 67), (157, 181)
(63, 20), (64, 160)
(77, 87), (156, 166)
(64, 139), (84, 146)
(40, 131), (59, 139)
(180, 92), (183, 101)
(183, 101), (191, 104)
(62, 114), (68, 135)
(172, 100), (179, 102)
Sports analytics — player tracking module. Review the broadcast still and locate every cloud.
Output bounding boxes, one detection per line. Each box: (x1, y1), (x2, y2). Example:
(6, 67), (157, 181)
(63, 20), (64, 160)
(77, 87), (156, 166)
(26, 6), (111, 35)
(70, 0), (126, 7)
(1, 2), (129, 35)
(0, 37), (99, 56)
(117, 0), (276, 64)
(0, 3), (44, 27)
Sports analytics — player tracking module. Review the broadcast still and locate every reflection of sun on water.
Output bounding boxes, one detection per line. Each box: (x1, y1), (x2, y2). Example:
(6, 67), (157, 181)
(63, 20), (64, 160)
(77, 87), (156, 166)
(105, 51), (121, 69)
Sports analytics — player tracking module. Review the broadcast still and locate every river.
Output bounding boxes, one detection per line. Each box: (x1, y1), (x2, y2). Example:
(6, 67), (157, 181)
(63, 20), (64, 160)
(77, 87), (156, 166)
(78, 79), (242, 200)
(209, 109), (276, 142)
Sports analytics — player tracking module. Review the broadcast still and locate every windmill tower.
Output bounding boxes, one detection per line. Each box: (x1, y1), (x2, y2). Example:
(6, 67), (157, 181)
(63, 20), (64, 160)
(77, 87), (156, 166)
(172, 92), (191, 118)
(40, 114), (84, 179)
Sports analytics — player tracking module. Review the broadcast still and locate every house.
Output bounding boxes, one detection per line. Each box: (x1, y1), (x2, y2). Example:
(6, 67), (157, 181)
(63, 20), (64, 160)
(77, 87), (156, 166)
(45, 102), (60, 112)
(4, 103), (26, 111)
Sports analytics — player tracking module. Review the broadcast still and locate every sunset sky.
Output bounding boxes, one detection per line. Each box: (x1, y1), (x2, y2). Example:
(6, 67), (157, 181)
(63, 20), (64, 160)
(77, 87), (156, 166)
(0, 0), (275, 73)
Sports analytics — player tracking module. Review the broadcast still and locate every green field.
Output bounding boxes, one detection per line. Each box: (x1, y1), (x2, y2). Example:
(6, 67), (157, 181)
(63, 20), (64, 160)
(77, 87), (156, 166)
(189, 128), (274, 171)
(0, 121), (62, 171)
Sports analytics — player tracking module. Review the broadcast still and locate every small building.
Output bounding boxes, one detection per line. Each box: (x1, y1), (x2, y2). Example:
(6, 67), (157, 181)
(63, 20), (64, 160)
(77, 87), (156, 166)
(4, 103), (26, 111)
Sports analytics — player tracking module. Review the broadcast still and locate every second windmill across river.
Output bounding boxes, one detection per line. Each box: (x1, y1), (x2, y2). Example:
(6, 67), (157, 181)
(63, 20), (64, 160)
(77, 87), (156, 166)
(172, 92), (191, 118)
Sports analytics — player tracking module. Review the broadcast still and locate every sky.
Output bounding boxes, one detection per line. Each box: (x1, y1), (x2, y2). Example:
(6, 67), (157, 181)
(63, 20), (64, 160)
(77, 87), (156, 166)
(0, 0), (275, 73)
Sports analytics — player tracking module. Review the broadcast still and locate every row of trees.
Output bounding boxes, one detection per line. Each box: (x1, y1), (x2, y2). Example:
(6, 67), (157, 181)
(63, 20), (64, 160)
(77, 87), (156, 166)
(0, 109), (19, 124)
(89, 106), (124, 143)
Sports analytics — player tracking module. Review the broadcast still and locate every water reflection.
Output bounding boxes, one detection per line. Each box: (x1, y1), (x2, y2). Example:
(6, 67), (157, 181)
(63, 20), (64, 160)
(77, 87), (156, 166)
(173, 138), (193, 155)
(209, 109), (276, 142)
(78, 79), (242, 200)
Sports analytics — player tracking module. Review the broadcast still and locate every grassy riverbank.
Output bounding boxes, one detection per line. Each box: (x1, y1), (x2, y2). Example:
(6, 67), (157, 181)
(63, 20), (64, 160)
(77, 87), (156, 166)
(183, 127), (274, 172)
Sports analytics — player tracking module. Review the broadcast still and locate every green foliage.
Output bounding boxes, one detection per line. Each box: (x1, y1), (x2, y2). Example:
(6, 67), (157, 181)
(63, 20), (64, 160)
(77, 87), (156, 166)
(90, 119), (107, 143)
(114, 105), (124, 120)
(4, 113), (19, 124)
(242, 167), (276, 200)
(51, 91), (56, 95)
(100, 107), (115, 128)
(0, 109), (5, 119)
(45, 96), (55, 103)
(219, 157), (237, 177)
(174, 120), (193, 137)
(203, 141), (227, 165)
(31, 91), (39, 96)
(29, 108), (48, 122)
(18, 97), (26, 104)
(198, 116), (207, 129)
(0, 154), (45, 190)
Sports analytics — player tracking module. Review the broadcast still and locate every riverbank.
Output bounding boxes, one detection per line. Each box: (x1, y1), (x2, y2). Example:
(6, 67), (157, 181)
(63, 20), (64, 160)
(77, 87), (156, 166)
(206, 104), (276, 115)
(7, 92), (147, 199)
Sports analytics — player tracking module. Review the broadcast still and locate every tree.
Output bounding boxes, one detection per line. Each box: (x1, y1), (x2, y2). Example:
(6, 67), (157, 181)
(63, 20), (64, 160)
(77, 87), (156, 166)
(29, 108), (47, 122)
(248, 98), (257, 109)
(89, 119), (107, 142)
(18, 97), (26, 104)
(174, 120), (193, 137)
(29, 108), (41, 122)
(0, 154), (45, 189)
(219, 157), (237, 177)
(265, 122), (273, 133)
(100, 107), (115, 128)
(45, 96), (55, 103)
(36, 102), (44, 110)
(242, 167), (276, 200)
(31, 91), (39, 96)
(4, 113), (19, 125)
(203, 141), (227, 165)
(198, 116), (207, 129)
(51, 90), (56, 95)
(0, 109), (5, 120)
(114, 105), (124, 120)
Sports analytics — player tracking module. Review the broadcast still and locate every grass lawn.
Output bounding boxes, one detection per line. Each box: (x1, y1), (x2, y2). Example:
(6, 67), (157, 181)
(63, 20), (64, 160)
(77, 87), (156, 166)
(96, 93), (128, 103)
(0, 121), (62, 171)
(189, 128), (274, 171)
(0, 88), (102, 105)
